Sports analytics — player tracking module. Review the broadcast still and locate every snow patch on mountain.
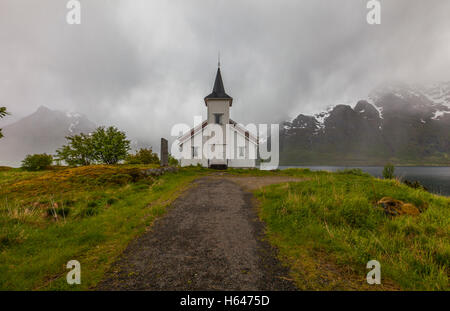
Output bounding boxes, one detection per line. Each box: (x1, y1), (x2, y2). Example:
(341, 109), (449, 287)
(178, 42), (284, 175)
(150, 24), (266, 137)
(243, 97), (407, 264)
(431, 110), (450, 120)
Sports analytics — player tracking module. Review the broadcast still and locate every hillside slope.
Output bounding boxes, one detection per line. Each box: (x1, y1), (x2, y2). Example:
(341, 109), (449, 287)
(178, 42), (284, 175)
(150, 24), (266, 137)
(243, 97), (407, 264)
(280, 83), (450, 165)
(0, 106), (96, 166)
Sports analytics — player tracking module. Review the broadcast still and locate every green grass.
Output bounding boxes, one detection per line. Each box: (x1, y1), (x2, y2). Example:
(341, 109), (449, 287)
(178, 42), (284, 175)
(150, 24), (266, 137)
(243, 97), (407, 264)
(0, 165), (204, 290)
(254, 169), (450, 290)
(1, 165), (448, 291)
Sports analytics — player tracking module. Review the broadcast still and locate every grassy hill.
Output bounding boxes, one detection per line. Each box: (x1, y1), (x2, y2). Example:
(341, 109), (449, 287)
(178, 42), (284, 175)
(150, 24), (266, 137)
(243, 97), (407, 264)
(0, 165), (448, 290)
(0, 165), (205, 290)
(254, 169), (449, 290)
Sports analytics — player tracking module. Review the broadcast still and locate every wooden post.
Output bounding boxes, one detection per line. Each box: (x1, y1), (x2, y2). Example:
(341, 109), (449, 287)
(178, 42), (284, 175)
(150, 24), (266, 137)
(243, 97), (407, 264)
(160, 138), (168, 167)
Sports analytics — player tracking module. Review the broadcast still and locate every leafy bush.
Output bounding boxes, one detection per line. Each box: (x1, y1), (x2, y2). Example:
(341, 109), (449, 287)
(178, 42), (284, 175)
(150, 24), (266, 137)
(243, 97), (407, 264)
(383, 163), (395, 179)
(126, 148), (159, 165)
(56, 133), (95, 166)
(91, 126), (130, 164)
(21, 154), (53, 171)
(56, 126), (130, 166)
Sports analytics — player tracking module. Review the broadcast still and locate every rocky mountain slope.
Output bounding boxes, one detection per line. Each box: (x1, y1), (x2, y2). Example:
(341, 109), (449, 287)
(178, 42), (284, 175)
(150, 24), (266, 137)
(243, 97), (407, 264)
(280, 83), (450, 165)
(0, 106), (97, 166)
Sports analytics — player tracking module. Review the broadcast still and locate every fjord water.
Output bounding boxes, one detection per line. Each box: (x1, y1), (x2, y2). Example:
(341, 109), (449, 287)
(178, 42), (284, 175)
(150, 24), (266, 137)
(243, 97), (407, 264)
(279, 166), (450, 196)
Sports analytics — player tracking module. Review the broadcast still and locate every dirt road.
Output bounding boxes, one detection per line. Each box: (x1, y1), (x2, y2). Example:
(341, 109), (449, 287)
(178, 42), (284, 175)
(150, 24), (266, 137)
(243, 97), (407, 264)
(97, 177), (298, 290)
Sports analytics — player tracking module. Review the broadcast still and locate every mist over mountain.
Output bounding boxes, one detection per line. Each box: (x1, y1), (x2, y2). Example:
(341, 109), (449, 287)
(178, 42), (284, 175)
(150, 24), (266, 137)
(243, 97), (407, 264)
(0, 106), (158, 167)
(2, 82), (450, 167)
(280, 83), (450, 165)
(0, 106), (97, 167)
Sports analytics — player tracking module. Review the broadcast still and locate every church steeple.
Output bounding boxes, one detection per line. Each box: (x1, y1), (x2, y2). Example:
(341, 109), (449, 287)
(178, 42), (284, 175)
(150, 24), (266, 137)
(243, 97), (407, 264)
(204, 67), (233, 106)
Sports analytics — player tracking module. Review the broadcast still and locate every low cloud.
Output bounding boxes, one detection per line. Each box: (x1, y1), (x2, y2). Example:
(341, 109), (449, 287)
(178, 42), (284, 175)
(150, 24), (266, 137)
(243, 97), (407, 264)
(1, 0), (450, 146)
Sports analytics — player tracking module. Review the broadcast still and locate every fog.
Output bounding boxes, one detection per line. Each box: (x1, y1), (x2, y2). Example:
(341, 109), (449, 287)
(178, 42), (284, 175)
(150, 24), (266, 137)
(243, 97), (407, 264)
(1, 0), (450, 146)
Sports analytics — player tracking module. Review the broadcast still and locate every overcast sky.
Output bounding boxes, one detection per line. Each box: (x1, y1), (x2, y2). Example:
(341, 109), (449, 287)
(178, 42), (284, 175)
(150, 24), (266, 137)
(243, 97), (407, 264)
(1, 0), (450, 145)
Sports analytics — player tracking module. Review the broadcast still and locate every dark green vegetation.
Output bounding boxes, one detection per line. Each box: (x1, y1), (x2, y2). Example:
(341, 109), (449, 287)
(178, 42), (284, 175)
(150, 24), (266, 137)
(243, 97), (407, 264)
(253, 168), (449, 290)
(0, 106), (8, 139)
(125, 148), (159, 165)
(0, 165), (203, 290)
(382, 163), (395, 179)
(56, 126), (130, 165)
(21, 154), (53, 171)
(0, 165), (448, 290)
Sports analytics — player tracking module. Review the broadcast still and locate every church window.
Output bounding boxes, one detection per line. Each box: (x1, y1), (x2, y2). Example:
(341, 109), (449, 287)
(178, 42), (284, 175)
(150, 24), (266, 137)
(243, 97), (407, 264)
(214, 113), (223, 125)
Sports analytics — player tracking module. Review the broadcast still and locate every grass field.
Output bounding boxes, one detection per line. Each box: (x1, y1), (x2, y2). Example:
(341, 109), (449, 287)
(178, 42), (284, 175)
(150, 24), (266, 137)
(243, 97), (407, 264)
(0, 166), (448, 290)
(253, 168), (450, 290)
(0, 165), (206, 290)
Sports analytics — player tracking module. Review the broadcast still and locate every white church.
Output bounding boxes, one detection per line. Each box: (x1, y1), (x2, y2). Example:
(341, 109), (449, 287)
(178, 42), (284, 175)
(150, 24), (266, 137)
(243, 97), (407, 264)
(178, 66), (258, 168)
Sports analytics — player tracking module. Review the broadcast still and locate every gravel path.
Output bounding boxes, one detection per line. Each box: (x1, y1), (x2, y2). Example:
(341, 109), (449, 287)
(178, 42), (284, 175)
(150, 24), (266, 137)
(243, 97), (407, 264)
(97, 177), (297, 291)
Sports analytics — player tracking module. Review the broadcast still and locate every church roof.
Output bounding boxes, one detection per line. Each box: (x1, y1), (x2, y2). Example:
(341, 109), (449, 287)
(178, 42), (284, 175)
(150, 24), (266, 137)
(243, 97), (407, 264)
(204, 68), (233, 104)
(177, 119), (258, 145)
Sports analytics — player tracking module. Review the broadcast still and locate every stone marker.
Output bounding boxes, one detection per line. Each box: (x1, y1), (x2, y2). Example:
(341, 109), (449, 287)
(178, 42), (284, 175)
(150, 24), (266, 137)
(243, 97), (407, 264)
(160, 138), (168, 167)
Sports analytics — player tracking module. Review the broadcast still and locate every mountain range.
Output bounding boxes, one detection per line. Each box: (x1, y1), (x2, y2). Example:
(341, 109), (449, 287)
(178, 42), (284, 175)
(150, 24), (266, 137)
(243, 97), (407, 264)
(0, 106), (97, 167)
(280, 82), (450, 165)
(1, 83), (450, 167)
(0, 106), (156, 167)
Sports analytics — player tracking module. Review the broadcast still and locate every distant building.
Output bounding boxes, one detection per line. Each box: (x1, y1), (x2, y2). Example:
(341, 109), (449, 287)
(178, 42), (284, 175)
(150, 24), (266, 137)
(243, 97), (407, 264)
(178, 66), (258, 168)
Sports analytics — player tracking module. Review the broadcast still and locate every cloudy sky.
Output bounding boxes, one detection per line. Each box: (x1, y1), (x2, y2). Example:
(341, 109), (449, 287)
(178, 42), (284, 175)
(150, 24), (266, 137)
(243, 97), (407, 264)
(1, 0), (450, 146)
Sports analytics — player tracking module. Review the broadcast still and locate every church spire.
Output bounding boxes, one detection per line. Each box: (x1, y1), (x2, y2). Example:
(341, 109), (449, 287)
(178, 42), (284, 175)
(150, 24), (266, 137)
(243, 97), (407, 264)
(204, 65), (233, 105)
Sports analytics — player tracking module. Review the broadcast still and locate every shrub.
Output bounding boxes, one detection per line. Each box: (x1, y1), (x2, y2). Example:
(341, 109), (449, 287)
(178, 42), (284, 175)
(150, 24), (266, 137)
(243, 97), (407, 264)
(56, 126), (130, 166)
(126, 148), (159, 165)
(56, 133), (95, 166)
(21, 154), (53, 171)
(382, 163), (395, 179)
(91, 126), (130, 164)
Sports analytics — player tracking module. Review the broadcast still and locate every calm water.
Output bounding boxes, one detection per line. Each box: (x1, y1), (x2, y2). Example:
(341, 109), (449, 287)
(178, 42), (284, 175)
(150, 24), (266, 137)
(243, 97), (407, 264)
(279, 166), (450, 197)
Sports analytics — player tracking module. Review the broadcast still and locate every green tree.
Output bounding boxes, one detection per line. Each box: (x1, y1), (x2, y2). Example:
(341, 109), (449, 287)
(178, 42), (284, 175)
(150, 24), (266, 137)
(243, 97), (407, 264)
(56, 133), (96, 166)
(126, 148), (159, 165)
(0, 107), (9, 139)
(383, 163), (395, 179)
(21, 154), (53, 171)
(91, 126), (130, 165)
